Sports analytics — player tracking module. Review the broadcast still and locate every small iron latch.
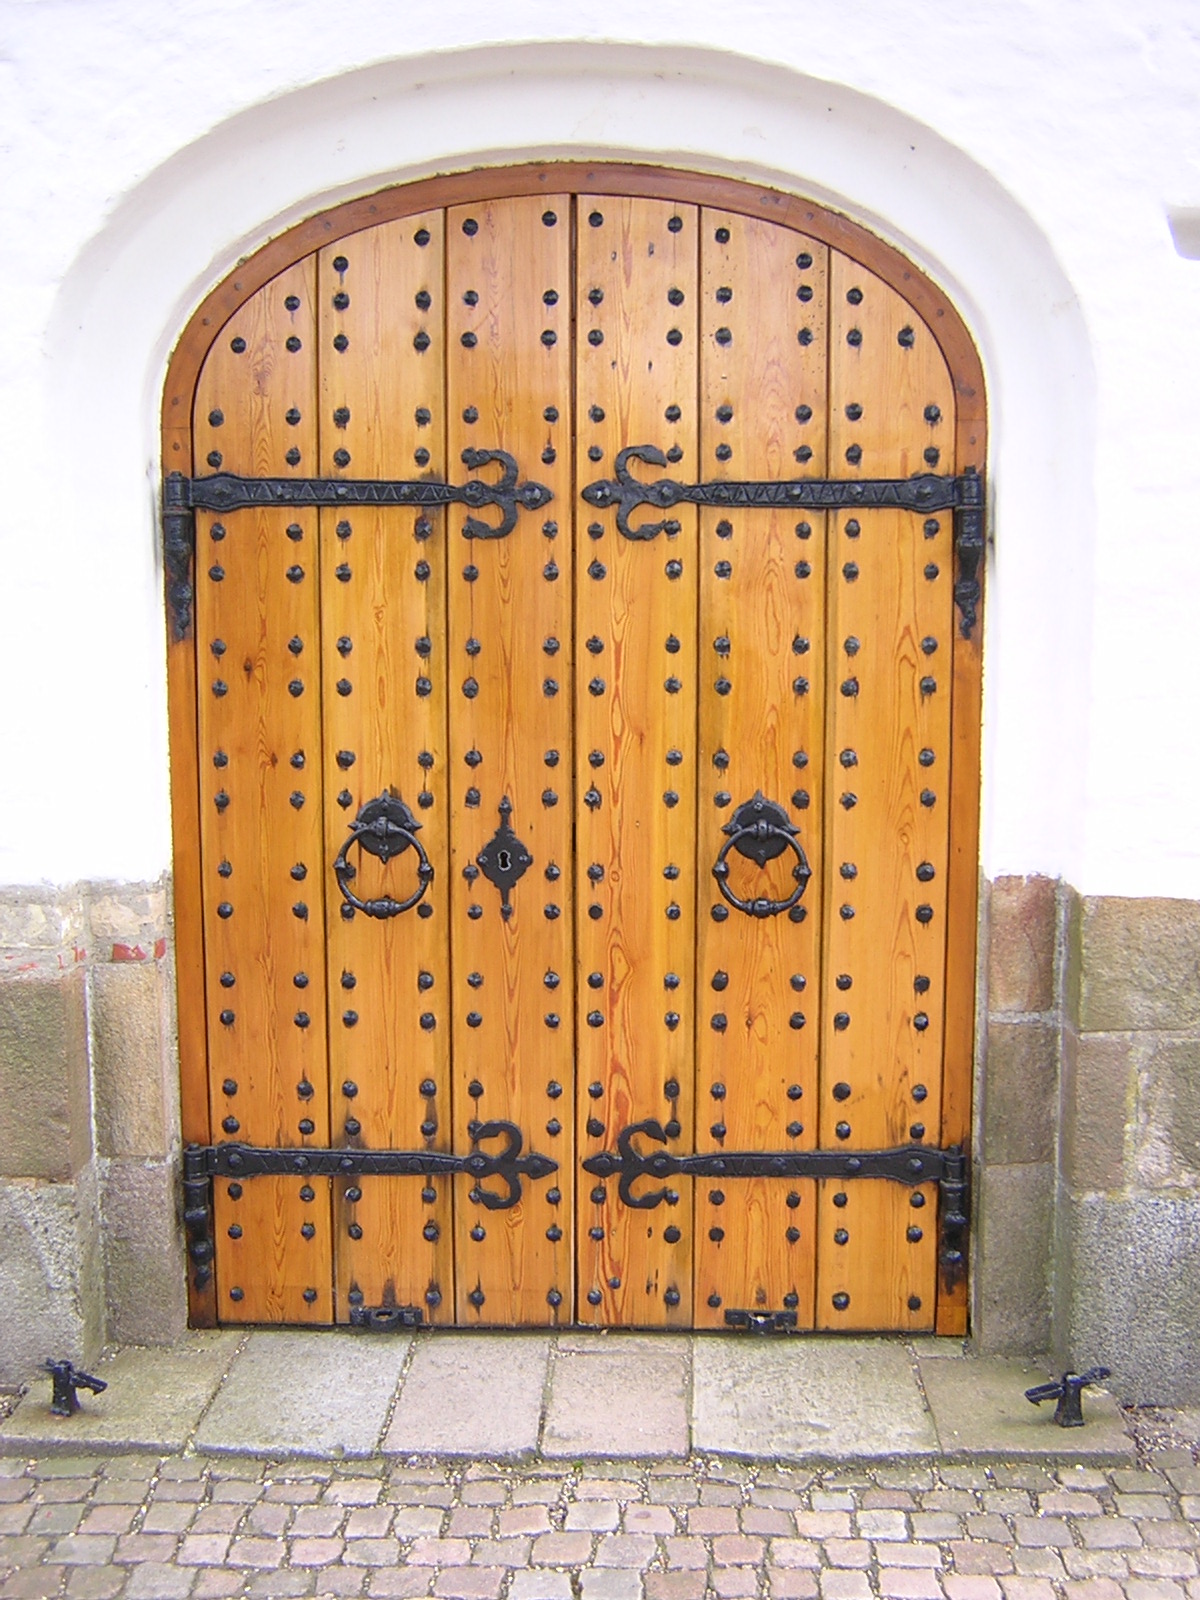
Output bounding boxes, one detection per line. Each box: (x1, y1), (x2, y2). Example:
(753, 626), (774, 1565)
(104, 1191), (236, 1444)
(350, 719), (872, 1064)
(349, 1305), (425, 1331)
(724, 1309), (798, 1334)
(1025, 1366), (1112, 1428)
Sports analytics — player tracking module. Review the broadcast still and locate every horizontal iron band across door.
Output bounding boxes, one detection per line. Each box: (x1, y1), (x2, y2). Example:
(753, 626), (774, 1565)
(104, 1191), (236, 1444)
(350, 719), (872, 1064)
(161, 454), (553, 638)
(584, 1119), (970, 1293)
(182, 1123), (559, 1293)
(581, 446), (985, 639)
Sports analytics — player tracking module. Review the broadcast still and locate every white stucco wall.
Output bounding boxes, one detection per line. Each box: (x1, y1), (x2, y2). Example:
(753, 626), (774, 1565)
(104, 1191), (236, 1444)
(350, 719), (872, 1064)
(1, 1), (1198, 898)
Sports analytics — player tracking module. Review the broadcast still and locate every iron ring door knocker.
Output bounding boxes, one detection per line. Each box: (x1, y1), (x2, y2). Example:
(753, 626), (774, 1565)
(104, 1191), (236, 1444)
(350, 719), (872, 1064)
(712, 792), (812, 919)
(333, 793), (432, 918)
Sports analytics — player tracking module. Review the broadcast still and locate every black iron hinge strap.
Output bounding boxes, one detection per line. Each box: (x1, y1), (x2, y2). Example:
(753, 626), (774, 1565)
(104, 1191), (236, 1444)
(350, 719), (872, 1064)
(583, 1119), (969, 1284)
(162, 450), (553, 640)
(581, 445), (985, 639)
(189, 1121), (556, 1210)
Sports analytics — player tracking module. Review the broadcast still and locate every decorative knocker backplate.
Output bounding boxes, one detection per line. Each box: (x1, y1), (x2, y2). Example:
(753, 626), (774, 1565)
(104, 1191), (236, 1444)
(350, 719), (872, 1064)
(712, 793), (811, 919)
(333, 792), (432, 919)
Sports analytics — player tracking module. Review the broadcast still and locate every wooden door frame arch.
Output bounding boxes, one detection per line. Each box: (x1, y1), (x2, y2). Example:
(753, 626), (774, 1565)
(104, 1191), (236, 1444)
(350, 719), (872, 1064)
(164, 162), (986, 1332)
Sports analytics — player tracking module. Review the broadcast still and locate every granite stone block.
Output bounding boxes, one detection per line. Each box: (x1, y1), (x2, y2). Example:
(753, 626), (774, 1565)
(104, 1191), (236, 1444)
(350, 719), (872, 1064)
(1062, 1191), (1200, 1404)
(0, 968), (91, 1180)
(988, 877), (1057, 1016)
(974, 1162), (1053, 1356)
(982, 1022), (1058, 1166)
(1060, 1031), (1134, 1192)
(1072, 897), (1200, 1033)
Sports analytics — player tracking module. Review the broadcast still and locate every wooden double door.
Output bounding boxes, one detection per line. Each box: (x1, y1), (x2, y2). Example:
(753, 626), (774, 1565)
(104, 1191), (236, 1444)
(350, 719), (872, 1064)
(172, 173), (983, 1334)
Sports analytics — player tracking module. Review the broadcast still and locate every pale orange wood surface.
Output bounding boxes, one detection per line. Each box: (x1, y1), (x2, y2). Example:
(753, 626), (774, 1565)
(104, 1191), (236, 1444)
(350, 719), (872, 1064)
(194, 262), (333, 1323)
(168, 173), (987, 1335)
(690, 211), (831, 1329)
(317, 213), (455, 1325)
(939, 295), (987, 1337)
(164, 405), (215, 1326)
(815, 257), (956, 1331)
(163, 169), (985, 449)
(574, 196), (699, 1328)
(445, 196), (575, 1325)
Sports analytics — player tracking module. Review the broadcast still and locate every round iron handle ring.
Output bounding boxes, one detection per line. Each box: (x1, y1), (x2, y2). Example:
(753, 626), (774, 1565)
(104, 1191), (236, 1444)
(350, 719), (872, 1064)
(333, 825), (433, 919)
(711, 825), (811, 919)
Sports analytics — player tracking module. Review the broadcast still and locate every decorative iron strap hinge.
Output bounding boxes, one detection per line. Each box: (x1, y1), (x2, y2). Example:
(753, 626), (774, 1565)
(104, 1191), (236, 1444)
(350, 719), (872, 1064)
(181, 1123), (557, 1293)
(162, 450), (553, 640)
(583, 1120), (969, 1290)
(582, 445), (986, 639)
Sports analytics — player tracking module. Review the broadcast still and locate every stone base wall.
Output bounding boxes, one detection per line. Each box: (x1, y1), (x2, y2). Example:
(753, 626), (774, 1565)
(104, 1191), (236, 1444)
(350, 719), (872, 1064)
(1, 875), (1197, 1401)
(0, 883), (186, 1386)
(1056, 894), (1200, 1403)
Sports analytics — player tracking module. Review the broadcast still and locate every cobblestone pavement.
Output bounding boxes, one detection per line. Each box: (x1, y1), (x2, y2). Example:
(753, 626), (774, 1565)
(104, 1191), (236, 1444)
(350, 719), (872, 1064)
(1, 1451), (1198, 1600)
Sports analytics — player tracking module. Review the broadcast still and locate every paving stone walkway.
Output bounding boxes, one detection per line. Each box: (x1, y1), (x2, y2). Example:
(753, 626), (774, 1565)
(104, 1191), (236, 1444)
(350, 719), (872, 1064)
(1, 1448), (1199, 1600)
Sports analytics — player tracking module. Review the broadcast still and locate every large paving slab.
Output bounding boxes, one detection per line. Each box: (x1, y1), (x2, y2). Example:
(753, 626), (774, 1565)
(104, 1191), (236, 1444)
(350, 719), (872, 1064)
(920, 1351), (1135, 1459)
(693, 1335), (938, 1459)
(0, 1331), (239, 1454)
(383, 1332), (550, 1458)
(195, 1329), (410, 1458)
(542, 1337), (690, 1457)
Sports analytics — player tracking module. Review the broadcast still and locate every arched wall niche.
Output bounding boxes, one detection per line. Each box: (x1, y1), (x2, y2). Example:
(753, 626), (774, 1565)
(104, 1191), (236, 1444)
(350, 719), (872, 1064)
(42, 42), (1094, 900)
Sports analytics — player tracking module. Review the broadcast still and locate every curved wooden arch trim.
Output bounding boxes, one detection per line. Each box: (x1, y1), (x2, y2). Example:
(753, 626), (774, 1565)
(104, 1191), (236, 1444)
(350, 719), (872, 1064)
(166, 163), (984, 1334)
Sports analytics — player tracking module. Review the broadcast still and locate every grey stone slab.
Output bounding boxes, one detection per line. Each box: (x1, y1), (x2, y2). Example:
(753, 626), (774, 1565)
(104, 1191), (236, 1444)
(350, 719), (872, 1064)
(973, 1160), (1054, 1357)
(383, 1334), (549, 1458)
(920, 1353), (1134, 1459)
(542, 1341), (689, 1459)
(1061, 1191), (1200, 1406)
(0, 1333), (240, 1454)
(692, 1337), (937, 1460)
(196, 1330), (409, 1459)
(1072, 894), (1200, 1032)
(100, 1159), (188, 1348)
(0, 1169), (104, 1388)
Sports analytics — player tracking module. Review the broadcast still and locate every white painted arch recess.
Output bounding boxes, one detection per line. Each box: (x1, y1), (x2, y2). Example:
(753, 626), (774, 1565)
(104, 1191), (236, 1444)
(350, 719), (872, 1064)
(3, 28), (1199, 898)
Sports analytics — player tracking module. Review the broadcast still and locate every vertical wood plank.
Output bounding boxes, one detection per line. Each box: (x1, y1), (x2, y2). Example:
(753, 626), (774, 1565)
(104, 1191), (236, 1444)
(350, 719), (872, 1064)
(193, 261), (333, 1324)
(816, 256), (956, 1332)
(938, 361), (987, 1336)
(575, 196), (698, 1328)
(317, 212), (454, 1325)
(692, 211), (829, 1329)
(445, 195), (575, 1325)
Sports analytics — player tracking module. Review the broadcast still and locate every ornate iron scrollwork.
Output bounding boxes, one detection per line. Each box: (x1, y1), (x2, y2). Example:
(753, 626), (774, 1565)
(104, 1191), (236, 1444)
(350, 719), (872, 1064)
(191, 1120), (557, 1211)
(163, 450), (553, 637)
(712, 793), (811, 919)
(581, 444), (969, 541)
(581, 446), (986, 640)
(475, 798), (533, 921)
(583, 1119), (962, 1211)
(180, 449), (551, 538)
(333, 793), (432, 919)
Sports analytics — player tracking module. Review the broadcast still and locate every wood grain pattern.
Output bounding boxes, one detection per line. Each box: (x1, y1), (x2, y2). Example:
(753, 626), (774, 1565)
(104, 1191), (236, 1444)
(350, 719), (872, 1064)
(574, 196), (698, 1328)
(816, 257), (956, 1331)
(445, 196), (575, 1325)
(691, 210), (830, 1329)
(317, 213), (454, 1325)
(166, 170), (987, 1336)
(193, 261), (333, 1323)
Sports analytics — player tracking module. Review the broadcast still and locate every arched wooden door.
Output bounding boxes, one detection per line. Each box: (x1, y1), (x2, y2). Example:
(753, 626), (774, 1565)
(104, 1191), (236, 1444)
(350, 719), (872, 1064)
(165, 168), (985, 1336)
